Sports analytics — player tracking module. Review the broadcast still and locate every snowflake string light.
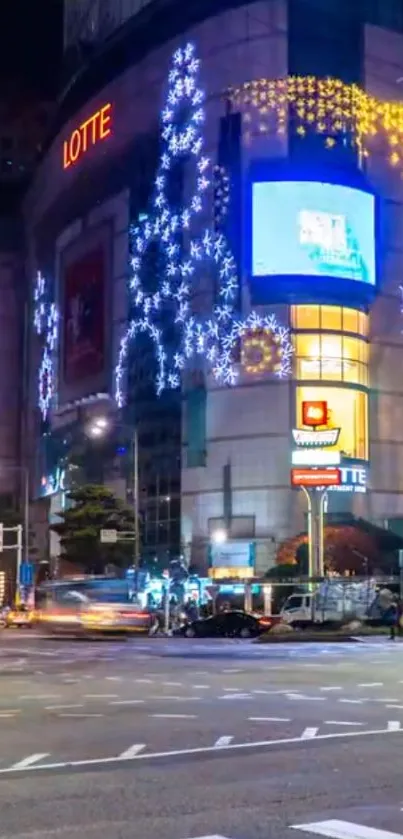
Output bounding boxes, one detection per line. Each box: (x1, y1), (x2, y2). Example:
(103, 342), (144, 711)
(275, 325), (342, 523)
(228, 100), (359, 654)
(114, 41), (292, 405)
(33, 272), (59, 420)
(217, 312), (294, 385)
(114, 41), (241, 405)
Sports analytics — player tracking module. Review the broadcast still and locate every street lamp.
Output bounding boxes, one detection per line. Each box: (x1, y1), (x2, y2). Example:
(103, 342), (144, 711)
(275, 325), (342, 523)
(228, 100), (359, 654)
(211, 528), (227, 545)
(88, 417), (140, 567)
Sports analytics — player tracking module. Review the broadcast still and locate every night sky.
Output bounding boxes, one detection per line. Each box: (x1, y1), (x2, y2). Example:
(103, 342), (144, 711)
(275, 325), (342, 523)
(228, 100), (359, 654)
(0, 1), (64, 96)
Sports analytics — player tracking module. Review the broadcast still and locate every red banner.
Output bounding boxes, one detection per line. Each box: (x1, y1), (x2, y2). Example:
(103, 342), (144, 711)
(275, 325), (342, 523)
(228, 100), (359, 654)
(63, 246), (105, 385)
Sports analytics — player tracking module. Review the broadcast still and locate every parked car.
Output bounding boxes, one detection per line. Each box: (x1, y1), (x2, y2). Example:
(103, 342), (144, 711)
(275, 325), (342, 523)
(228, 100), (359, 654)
(178, 609), (275, 638)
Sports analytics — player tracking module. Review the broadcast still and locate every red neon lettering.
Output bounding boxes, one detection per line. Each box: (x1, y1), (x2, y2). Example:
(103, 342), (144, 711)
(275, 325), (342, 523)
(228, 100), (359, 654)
(62, 103), (113, 170)
(99, 103), (112, 139)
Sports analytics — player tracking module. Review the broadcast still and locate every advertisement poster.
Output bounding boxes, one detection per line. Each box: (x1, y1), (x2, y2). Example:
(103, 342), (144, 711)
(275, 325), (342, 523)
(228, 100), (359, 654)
(252, 180), (375, 285)
(63, 246), (105, 385)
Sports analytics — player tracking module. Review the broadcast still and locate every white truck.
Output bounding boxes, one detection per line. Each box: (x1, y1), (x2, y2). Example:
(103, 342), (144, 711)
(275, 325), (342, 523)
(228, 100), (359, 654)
(280, 579), (378, 626)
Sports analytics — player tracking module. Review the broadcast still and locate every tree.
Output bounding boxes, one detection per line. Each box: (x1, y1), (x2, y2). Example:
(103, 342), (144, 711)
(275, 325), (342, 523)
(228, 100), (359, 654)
(275, 524), (383, 575)
(50, 484), (138, 575)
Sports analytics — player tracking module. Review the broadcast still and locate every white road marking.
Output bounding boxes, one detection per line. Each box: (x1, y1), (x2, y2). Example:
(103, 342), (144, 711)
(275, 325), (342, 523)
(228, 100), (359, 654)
(219, 693), (251, 700)
(109, 699), (145, 706)
(301, 727), (318, 739)
(324, 720), (363, 727)
(45, 704), (84, 711)
(118, 744), (145, 759)
(0, 724), (402, 774)
(291, 819), (403, 838)
(163, 681), (183, 687)
(192, 685), (210, 689)
(223, 687), (242, 692)
(151, 713), (197, 719)
(183, 835), (230, 838)
(84, 694), (119, 699)
(358, 682), (383, 688)
(222, 669), (243, 673)
(320, 686), (342, 692)
(214, 736), (233, 748)
(58, 713), (104, 718)
(287, 694), (326, 702)
(135, 679), (153, 684)
(387, 705), (403, 710)
(148, 694), (201, 701)
(19, 694), (61, 700)
(248, 717), (291, 722)
(388, 721), (401, 731)
(339, 699), (363, 704)
(0, 713), (20, 718)
(12, 753), (49, 769)
(106, 676), (122, 682)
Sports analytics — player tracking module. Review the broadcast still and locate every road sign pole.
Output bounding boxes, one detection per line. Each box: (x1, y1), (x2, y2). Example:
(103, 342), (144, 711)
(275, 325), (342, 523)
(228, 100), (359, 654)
(301, 486), (314, 581)
(15, 524), (22, 604)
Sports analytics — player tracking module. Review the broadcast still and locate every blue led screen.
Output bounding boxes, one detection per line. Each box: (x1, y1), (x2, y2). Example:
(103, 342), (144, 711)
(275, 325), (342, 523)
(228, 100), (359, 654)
(252, 181), (376, 285)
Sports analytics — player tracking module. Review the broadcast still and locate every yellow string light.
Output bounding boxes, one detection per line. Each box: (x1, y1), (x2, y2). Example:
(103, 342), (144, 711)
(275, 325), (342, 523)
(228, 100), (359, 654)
(241, 329), (285, 376)
(229, 76), (403, 175)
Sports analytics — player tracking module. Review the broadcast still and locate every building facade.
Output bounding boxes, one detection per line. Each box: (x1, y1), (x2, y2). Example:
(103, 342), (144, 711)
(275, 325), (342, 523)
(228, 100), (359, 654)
(24, 0), (403, 574)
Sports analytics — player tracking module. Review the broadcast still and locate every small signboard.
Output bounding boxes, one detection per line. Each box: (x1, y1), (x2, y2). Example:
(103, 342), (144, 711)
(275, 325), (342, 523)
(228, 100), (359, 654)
(100, 529), (117, 544)
(291, 468), (341, 488)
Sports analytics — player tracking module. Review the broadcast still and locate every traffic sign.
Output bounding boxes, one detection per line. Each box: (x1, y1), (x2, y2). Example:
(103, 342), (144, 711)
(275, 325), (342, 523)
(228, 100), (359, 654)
(100, 529), (118, 544)
(19, 562), (34, 587)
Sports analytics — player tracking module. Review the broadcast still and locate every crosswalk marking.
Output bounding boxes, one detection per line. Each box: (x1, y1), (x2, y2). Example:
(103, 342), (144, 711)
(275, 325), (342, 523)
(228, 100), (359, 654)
(291, 819), (403, 839)
(119, 744), (145, 759)
(214, 736), (233, 748)
(11, 753), (49, 770)
(301, 727), (318, 739)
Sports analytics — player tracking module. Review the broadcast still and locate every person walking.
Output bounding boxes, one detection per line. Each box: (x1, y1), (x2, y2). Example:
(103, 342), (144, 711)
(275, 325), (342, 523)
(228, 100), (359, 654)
(389, 600), (399, 640)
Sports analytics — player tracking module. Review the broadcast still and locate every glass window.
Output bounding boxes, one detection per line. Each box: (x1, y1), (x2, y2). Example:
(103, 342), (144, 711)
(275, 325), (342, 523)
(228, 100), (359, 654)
(342, 308), (358, 333)
(320, 306), (342, 330)
(291, 305), (320, 330)
(343, 336), (361, 362)
(358, 311), (369, 337)
(296, 385), (368, 460)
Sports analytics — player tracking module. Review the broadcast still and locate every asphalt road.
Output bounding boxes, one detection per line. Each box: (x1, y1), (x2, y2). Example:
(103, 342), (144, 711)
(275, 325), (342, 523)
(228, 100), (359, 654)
(1, 633), (403, 838)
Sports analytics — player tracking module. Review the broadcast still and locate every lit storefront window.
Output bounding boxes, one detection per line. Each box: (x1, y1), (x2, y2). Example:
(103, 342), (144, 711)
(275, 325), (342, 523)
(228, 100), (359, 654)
(291, 305), (369, 336)
(294, 333), (368, 385)
(296, 386), (368, 460)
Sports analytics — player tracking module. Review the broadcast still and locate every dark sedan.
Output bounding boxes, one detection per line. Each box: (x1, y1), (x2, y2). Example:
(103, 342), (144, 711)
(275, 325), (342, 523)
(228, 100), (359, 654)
(179, 610), (274, 638)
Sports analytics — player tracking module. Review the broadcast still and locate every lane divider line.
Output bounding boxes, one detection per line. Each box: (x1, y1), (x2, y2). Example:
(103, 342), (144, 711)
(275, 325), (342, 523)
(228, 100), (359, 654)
(324, 720), (363, 727)
(248, 717), (291, 723)
(2, 724), (401, 775)
(151, 713), (198, 719)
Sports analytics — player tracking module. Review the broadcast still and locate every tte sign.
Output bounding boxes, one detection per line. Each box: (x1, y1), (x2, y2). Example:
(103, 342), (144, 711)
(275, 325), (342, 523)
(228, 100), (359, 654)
(63, 103), (112, 169)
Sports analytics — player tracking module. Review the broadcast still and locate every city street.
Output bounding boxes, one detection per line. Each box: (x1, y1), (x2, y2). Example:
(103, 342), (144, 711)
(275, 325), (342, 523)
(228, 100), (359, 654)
(0, 634), (403, 837)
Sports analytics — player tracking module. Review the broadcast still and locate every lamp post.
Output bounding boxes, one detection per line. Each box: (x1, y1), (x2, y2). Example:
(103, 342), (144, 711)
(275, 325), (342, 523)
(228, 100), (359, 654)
(88, 418), (140, 567)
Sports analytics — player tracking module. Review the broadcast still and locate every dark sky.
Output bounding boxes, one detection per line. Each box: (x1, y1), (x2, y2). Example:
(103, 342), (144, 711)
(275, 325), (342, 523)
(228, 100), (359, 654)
(0, 1), (64, 97)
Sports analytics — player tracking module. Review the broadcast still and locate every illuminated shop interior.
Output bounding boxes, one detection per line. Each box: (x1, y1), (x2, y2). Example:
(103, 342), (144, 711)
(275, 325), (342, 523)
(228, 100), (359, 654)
(292, 304), (369, 461)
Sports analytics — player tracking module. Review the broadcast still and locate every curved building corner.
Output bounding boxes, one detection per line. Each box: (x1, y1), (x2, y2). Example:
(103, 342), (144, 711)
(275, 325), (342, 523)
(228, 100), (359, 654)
(23, 0), (403, 577)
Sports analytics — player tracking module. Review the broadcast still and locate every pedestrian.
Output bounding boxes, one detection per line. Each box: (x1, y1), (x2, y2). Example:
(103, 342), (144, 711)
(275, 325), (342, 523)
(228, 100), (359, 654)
(389, 600), (398, 640)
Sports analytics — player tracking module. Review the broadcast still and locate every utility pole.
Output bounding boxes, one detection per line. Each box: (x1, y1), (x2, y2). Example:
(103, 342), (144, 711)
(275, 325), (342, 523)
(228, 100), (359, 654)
(133, 428), (140, 567)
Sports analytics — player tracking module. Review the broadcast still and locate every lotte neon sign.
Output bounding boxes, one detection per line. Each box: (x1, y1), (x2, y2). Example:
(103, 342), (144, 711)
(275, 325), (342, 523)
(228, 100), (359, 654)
(63, 103), (112, 169)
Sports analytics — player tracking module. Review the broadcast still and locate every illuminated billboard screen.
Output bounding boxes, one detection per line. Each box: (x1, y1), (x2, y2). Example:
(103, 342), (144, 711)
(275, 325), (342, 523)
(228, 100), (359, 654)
(252, 181), (375, 285)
